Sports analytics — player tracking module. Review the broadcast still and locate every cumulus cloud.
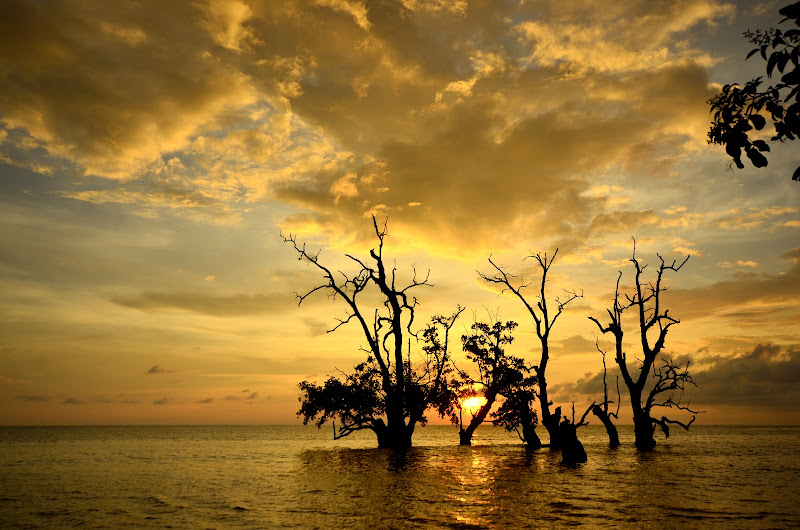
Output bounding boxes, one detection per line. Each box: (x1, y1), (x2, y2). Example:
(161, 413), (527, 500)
(692, 343), (800, 408)
(0, 0), (740, 255)
(153, 397), (169, 405)
(196, 397), (214, 404)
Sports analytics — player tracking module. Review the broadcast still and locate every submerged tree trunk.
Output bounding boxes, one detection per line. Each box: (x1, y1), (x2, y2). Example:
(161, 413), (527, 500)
(559, 420), (587, 465)
(634, 414), (656, 451)
(374, 420), (414, 450)
(592, 405), (620, 448)
(541, 405), (562, 449)
(522, 423), (542, 449)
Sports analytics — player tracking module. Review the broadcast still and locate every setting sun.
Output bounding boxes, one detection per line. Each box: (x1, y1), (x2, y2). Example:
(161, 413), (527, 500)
(461, 396), (488, 414)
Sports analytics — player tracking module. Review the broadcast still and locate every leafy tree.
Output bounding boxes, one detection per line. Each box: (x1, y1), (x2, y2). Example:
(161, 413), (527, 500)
(707, 2), (800, 180)
(285, 217), (463, 449)
(589, 243), (700, 451)
(490, 370), (541, 448)
(479, 250), (582, 449)
(452, 320), (527, 445)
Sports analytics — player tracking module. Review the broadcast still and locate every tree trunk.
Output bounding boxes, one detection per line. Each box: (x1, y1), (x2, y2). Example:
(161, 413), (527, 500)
(542, 405), (562, 449)
(591, 405), (620, 448)
(375, 421), (414, 450)
(459, 391), (496, 445)
(522, 423), (542, 449)
(559, 420), (587, 465)
(633, 414), (656, 451)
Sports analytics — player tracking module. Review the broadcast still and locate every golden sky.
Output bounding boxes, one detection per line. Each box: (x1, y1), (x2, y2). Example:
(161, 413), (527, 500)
(1, 0), (798, 426)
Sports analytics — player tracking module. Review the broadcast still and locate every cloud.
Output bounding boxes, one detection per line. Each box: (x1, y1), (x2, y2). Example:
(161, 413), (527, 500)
(692, 343), (800, 409)
(670, 248), (800, 320)
(15, 394), (50, 402)
(196, 397), (214, 404)
(115, 292), (295, 317)
(153, 397), (169, 405)
(552, 343), (800, 413)
(246, 392), (259, 400)
(146, 365), (176, 375)
(61, 397), (84, 405)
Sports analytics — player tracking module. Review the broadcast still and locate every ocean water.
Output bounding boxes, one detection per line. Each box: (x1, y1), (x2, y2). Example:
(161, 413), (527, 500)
(1, 424), (798, 528)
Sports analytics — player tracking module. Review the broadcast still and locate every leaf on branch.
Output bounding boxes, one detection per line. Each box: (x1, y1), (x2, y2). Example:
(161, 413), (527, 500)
(752, 139), (771, 151)
(749, 114), (767, 130)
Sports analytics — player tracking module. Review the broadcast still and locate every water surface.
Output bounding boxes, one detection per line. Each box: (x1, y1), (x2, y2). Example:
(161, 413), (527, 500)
(1, 425), (798, 528)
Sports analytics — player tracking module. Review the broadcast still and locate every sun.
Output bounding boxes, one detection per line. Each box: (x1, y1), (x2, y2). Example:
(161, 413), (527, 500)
(460, 396), (487, 414)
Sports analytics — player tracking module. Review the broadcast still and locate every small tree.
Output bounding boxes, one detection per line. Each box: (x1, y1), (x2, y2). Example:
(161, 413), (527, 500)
(285, 217), (462, 449)
(453, 320), (526, 445)
(589, 244), (699, 451)
(589, 341), (621, 448)
(707, 2), (800, 180)
(479, 250), (582, 449)
(490, 371), (541, 448)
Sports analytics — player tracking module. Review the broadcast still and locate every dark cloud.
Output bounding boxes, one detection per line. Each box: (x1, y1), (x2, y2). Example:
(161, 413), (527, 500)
(246, 392), (259, 400)
(61, 397), (84, 405)
(553, 343), (800, 414)
(196, 397), (214, 404)
(146, 364), (175, 375)
(116, 292), (294, 317)
(692, 343), (800, 409)
(153, 397), (168, 405)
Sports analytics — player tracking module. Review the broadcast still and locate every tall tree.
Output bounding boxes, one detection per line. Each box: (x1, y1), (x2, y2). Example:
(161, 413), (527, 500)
(454, 320), (525, 445)
(707, 2), (800, 180)
(589, 244), (699, 451)
(479, 250), (582, 449)
(284, 217), (462, 449)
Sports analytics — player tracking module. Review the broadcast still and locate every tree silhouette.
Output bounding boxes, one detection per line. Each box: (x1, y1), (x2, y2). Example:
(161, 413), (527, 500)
(589, 341), (621, 448)
(479, 250), (582, 449)
(707, 2), (800, 180)
(453, 320), (526, 446)
(490, 369), (541, 448)
(284, 217), (463, 449)
(589, 243), (699, 451)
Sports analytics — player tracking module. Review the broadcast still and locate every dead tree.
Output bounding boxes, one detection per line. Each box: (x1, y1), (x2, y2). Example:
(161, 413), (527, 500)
(589, 243), (700, 451)
(479, 249), (582, 449)
(591, 340), (621, 448)
(285, 216), (462, 449)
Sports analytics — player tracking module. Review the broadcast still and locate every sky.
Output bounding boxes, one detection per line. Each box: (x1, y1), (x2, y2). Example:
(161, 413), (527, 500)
(1, 0), (798, 427)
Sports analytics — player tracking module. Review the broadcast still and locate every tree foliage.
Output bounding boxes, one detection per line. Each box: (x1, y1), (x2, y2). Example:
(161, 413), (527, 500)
(452, 320), (529, 445)
(707, 2), (800, 180)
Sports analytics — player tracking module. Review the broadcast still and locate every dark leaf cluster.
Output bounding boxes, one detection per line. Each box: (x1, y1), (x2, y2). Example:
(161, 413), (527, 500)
(707, 2), (800, 180)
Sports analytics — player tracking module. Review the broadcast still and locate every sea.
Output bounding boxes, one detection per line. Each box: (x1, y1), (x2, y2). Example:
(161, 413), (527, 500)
(1, 424), (798, 528)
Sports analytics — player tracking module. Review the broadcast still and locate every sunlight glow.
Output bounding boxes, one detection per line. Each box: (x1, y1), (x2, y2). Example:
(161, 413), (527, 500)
(460, 396), (487, 414)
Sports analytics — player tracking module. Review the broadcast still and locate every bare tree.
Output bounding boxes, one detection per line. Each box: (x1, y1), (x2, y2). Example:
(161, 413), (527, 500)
(284, 217), (462, 449)
(590, 340), (621, 448)
(589, 243), (700, 451)
(479, 249), (582, 449)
